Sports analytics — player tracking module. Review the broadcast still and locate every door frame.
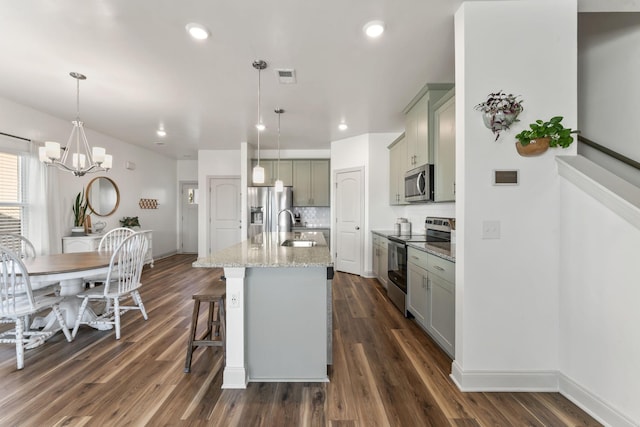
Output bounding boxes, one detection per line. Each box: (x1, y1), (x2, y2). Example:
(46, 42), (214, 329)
(206, 175), (241, 256)
(178, 180), (198, 254)
(332, 166), (365, 276)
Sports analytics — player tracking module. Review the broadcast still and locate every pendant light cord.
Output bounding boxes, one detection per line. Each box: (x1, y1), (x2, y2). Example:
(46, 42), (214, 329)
(277, 110), (281, 179)
(257, 66), (261, 165)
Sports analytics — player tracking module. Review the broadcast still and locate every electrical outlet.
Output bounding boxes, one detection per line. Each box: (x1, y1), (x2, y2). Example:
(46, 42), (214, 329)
(230, 293), (240, 308)
(482, 220), (501, 239)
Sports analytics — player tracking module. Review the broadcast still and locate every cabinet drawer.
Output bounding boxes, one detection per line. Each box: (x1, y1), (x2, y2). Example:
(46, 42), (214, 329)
(407, 247), (428, 268)
(427, 255), (454, 282)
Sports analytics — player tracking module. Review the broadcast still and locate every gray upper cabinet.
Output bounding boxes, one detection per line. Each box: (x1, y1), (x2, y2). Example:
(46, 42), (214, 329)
(403, 83), (454, 171)
(251, 159), (293, 187)
(292, 159), (330, 206)
(433, 88), (456, 202)
(388, 134), (408, 205)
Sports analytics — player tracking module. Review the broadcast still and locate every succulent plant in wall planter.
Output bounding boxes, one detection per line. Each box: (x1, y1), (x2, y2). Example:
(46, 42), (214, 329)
(514, 116), (578, 157)
(475, 91), (524, 141)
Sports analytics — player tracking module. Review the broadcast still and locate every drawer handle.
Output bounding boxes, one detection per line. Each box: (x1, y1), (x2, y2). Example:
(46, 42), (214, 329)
(411, 256), (420, 260)
(434, 265), (445, 271)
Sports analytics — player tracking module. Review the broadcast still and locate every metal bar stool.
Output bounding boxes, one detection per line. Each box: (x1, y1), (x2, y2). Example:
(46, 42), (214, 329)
(184, 281), (226, 373)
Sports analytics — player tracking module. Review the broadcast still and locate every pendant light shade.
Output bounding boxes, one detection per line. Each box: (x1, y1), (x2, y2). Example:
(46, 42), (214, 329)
(40, 72), (112, 176)
(252, 60), (267, 184)
(274, 108), (285, 192)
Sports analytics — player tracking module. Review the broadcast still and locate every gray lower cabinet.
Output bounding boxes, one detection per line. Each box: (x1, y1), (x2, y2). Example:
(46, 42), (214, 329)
(372, 233), (389, 288)
(407, 246), (455, 357)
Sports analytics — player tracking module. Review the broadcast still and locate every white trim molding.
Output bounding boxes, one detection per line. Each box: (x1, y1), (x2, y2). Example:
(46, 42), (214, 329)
(450, 361), (558, 392)
(451, 361), (637, 426)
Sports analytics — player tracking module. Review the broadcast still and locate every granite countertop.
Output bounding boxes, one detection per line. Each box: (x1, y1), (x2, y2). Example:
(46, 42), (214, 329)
(193, 231), (333, 268)
(372, 229), (456, 262)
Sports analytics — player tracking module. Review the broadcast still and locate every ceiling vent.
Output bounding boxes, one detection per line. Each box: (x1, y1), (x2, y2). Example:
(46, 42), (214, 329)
(275, 69), (296, 84)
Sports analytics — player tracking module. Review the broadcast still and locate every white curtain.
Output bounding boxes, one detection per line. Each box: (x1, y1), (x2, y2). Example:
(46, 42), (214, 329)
(26, 143), (61, 255)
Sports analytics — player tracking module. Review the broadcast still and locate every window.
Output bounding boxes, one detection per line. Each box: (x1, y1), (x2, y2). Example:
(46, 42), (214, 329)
(0, 152), (26, 235)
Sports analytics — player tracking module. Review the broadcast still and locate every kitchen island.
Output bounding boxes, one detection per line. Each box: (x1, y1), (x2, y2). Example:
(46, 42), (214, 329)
(193, 231), (333, 389)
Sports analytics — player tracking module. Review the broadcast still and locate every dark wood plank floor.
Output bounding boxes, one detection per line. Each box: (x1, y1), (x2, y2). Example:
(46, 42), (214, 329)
(0, 254), (601, 426)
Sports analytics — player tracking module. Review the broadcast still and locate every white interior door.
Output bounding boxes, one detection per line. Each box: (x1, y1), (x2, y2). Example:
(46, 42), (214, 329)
(209, 177), (241, 254)
(335, 168), (363, 275)
(180, 181), (198, 253)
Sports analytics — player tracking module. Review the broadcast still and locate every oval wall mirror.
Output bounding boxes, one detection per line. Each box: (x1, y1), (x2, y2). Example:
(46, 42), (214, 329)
(86, 176), (120, 217)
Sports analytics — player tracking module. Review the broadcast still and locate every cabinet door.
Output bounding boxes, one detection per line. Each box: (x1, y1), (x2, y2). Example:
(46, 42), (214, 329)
(434, 94), (456, 202)
(277, 160), (293, 186)
(427, 273), (455, 357)
(379, 243), (388, 289)
(292, 160), (312, 206)
(414, 93), (430, 166)
(389, 137), (407, 205)
(407, 262), (428, 327)
(310, 160), (330, 206)
(405, 108), (417, 169)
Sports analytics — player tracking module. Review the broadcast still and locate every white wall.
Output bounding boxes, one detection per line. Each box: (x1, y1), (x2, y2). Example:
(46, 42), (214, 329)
(559, 177), (640, 425)
(0, 96), (178, 258)
(197, 149), (242, 257)
(453, 0), (577, 384)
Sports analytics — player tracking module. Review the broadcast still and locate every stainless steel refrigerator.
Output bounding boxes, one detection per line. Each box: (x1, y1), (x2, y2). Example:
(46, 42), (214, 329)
(247, 186), (293, 238)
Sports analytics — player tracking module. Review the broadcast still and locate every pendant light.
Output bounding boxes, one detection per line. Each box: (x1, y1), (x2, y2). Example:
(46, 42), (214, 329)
(252, 60), (267, 184)
(274, 108), (285, 192)
(39, 72), (112, 176)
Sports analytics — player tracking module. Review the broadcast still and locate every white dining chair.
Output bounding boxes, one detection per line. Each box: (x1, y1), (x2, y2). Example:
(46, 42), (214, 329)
(0, 234), (36, 259)
(84, 227), (135, 289)
(0, 244), (73, 370)
(72, 232), (149, 339)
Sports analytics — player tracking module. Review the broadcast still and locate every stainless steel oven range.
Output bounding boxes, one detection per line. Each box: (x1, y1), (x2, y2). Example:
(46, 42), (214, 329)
(387, 217), (453, 316)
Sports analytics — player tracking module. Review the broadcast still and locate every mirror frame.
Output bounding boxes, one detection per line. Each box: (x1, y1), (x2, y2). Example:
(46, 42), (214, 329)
(86, 176), (120, 217)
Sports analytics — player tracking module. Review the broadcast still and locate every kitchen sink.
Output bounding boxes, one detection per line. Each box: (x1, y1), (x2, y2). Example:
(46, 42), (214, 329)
(280, 239), (317, 247)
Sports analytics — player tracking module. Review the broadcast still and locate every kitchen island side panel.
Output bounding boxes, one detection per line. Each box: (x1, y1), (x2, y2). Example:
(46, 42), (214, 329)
(246, 266), (328, 382)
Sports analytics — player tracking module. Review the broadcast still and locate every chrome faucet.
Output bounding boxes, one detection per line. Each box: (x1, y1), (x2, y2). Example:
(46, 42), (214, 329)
(277, 209), (295, 237)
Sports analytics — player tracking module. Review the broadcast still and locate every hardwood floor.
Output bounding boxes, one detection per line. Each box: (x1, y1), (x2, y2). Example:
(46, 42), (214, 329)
(0, 254), (601, 426)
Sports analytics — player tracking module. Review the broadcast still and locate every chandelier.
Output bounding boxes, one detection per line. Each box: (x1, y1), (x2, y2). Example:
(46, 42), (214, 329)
(39, 72), (112, 176)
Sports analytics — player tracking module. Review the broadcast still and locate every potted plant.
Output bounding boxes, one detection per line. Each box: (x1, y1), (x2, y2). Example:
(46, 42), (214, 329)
(475, 91), (524, 141)
(514, 116), (578, 156)
(72, 190), (88, 235)
(119, 216), (141, 229)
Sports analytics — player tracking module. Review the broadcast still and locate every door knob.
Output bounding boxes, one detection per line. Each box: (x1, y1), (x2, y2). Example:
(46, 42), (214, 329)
(355, 226), (360, 230)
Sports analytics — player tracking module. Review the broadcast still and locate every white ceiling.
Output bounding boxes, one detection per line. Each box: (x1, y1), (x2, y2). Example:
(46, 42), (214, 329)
(0, 1), (465, 159)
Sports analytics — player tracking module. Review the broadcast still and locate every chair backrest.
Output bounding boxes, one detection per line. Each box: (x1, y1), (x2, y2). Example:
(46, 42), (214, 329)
(0, 244), (35, 316)
(98, 228), (135, 253)
(104, 233), (149, 296)
(0, 234), (36, 259)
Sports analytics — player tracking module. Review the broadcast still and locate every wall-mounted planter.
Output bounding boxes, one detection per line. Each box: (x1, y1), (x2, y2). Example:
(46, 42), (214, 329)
(475, 91), (524, 141)
(515, 137), (550, 157)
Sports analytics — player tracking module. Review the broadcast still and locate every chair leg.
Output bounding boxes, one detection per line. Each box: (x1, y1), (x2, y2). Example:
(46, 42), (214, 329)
(133, 290), (148, 320)
(15, 317), (24, 370)
(114, 298), (121, 340)
(72, 297), (90, 338)
(184, 298), (201, 373)
(52, 304), (72, 342)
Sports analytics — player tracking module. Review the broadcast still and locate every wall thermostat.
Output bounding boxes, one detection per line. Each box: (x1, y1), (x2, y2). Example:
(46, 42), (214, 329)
(493, 169), (519, 185)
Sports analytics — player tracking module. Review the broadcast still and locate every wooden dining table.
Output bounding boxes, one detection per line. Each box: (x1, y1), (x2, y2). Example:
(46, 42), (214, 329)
(23, 251), (115, 332)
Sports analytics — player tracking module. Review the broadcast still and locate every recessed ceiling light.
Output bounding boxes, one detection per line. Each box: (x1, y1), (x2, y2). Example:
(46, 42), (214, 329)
(156, 129), (166, 137)
(185, 23), (210, 40)
(363, 20), (385, 38)
(338, 123), (348, 131)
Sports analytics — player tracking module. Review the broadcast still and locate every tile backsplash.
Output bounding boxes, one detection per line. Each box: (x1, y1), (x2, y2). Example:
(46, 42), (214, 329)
(292, 207), (330, 228)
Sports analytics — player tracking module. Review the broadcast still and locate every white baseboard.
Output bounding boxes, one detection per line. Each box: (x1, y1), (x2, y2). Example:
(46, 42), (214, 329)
(362, 270), (376, 278)
(222, 367), (248, 389)
(559, 373), (637, 427)
(450, 361), (558, 391)
(451, 361), (638, 426)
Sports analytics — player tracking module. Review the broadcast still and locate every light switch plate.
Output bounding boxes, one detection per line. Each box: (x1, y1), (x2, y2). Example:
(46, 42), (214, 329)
(482, 220), (501, 239)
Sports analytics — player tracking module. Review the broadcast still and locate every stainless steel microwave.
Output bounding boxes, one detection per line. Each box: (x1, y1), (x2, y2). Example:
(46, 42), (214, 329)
(404, 164), (434, 202)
